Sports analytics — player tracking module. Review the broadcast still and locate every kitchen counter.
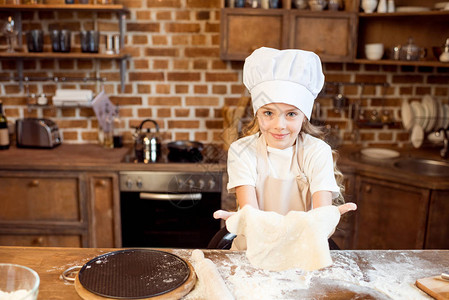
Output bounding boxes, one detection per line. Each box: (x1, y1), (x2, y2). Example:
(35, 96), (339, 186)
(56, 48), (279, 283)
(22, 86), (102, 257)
(0, 143), (447, 190)
(337, 145), (449, 190)
(0, 246), (447, 299)
(0, 144), (226, 172)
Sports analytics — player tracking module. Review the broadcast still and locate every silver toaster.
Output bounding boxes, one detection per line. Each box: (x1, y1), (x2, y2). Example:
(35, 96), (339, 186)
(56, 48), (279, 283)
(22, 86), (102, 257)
(16, 118), (62, 148)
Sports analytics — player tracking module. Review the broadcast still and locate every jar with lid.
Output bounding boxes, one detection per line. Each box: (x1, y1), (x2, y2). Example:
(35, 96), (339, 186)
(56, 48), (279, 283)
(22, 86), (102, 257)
(399, 37), (426, 61)
(328, 0), (341, 11)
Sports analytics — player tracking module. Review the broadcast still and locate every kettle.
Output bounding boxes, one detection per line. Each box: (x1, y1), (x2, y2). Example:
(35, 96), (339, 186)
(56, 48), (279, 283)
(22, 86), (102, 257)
(133, 119), (161, 163)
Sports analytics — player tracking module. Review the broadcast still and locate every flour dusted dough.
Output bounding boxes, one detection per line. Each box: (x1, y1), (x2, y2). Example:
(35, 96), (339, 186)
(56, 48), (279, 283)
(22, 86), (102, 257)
(226, 205), (340, 271)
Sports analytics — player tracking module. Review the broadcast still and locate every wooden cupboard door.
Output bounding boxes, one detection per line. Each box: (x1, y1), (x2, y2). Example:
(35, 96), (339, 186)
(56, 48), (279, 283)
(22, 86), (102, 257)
(220, 8), (289, 60)
(0, 234), (82, 247)
(0, 172), (84, 223)
(88, 173), (121, 248)
(354, 176), (430, 250)
(290, 11), (356, 62)
(426, 190), (449, 249)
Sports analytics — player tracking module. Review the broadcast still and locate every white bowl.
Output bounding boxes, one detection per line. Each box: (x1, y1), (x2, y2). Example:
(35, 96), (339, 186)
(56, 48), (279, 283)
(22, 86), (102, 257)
(362, 0), (378, 13)
(365, 43), (384, 60)
(310, 3), (324, 10)
(0, 264), (40, 300)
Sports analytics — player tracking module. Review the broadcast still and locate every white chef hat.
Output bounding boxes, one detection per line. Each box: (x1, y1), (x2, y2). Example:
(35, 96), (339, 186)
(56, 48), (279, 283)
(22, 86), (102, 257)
(243, 47), (325, 120)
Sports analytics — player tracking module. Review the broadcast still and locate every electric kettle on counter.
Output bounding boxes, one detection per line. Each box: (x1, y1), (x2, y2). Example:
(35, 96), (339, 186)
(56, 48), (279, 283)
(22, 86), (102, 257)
(133, 119), (161, 163)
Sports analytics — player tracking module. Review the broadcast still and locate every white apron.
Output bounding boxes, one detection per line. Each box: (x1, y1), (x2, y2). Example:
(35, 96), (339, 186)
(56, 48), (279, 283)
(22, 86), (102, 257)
(231, 134), (312, 250)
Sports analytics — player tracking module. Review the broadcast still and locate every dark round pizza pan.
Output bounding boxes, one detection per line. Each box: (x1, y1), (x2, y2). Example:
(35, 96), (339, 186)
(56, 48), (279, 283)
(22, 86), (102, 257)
(78, 249), (191, 299)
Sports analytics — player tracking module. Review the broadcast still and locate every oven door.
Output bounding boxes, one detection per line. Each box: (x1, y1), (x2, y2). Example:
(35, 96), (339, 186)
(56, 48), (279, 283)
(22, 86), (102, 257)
(120, 191), (221, 248)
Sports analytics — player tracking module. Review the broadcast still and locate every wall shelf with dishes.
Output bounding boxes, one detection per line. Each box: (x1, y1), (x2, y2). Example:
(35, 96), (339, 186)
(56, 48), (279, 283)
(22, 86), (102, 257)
(20, 75), (104, 111)
(0, 4), (128, 12)
(353, 59), (449, 68)
(219, 0), (449, 68)
(0, 4), (130, 92)
(357, 1), (449, 68)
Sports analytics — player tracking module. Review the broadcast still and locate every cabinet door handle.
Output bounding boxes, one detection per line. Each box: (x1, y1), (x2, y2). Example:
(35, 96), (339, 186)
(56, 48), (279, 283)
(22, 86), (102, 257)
(365, 184), (372, 193)
(96, 180), (107, 187)
(314, 48), (326, 55)
(140, 192), (202, 201)
(30, 179), (40, 187)
(32, 236), (44, 246)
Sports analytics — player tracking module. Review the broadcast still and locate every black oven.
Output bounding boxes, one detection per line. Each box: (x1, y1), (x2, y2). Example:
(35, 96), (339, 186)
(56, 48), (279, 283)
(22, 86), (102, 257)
(119, 171), (222, 249)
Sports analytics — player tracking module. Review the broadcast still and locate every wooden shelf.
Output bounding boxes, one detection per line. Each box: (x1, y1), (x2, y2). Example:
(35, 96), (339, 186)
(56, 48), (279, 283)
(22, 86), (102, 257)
(27, 103), (92, 109)
(355, 120), (401, 129)
(359, 10), (449, 17)
(0, 3), (129, 92)
(0, 52), (130, 60)
(354, 59), (449, 68)
(0, 4), (129, 13)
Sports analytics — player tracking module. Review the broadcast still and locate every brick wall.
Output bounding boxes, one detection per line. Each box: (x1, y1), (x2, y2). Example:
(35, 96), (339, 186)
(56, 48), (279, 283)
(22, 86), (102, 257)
(1, 0), (448, 148)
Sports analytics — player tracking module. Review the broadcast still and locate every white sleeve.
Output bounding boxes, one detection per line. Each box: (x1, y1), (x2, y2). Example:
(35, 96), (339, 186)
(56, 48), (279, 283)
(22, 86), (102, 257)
(226, 136), (258, 193)
(303, 138), (340, 199)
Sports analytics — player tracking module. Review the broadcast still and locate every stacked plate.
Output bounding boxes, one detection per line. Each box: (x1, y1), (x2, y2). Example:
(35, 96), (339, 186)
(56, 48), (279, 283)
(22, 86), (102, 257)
(435, 2), (449, 10)
(401, 95), (449, 148)
(396, 6), (431, 12)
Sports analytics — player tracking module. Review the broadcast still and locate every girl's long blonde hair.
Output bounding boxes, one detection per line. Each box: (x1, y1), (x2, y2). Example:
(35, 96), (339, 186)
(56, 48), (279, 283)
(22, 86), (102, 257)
(242, 116), (345, 206)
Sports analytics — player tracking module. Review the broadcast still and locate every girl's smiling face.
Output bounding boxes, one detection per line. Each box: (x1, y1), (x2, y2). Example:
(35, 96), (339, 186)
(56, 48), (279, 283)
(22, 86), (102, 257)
(257, 102), (305, 149)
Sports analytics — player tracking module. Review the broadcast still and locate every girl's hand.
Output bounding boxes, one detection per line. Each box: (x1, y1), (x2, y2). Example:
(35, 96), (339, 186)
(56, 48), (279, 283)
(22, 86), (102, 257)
(338, 202), (357, 215)
(214, 202), (356, 221)
(213, 210), (235, 221)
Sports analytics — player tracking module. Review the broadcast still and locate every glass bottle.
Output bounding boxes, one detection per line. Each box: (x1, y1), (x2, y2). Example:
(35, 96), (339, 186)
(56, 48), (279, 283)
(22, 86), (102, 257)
(113, 106), (123, 148)
(377, 0), (387, 13)
(0, 100), (10, 150)
(328, 0), (340, 11)
(103, 104), (114, 149)
(387, 0), (395, 12)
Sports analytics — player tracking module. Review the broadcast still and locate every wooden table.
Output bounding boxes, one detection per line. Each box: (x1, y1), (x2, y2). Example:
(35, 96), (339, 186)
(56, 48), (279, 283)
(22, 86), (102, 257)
(0, 246), (448, 299)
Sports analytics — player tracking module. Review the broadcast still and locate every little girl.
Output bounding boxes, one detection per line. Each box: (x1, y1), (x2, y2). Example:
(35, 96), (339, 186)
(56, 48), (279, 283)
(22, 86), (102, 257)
(215, 47), (356, 238)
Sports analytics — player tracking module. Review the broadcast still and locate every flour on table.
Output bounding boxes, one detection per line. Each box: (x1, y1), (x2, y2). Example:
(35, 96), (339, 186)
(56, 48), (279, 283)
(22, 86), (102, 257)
(181, 249), (433, 300)
(226, 205), (340, 271)
(0, 289), (31, 300)
(304, 251), (432, 300)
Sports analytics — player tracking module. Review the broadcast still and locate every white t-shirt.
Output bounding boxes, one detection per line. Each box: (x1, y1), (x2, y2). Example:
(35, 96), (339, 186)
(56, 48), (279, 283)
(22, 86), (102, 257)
(227, 133), (340, 200)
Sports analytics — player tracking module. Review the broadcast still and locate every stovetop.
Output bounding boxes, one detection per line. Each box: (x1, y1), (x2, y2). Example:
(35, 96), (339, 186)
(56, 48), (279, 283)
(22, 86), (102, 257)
(121, 144), (225, 164)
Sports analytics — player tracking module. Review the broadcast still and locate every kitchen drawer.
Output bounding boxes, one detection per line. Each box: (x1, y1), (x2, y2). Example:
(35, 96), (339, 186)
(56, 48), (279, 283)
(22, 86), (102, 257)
(0, 171), (85, 223)
(0, 234), (83, 247)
